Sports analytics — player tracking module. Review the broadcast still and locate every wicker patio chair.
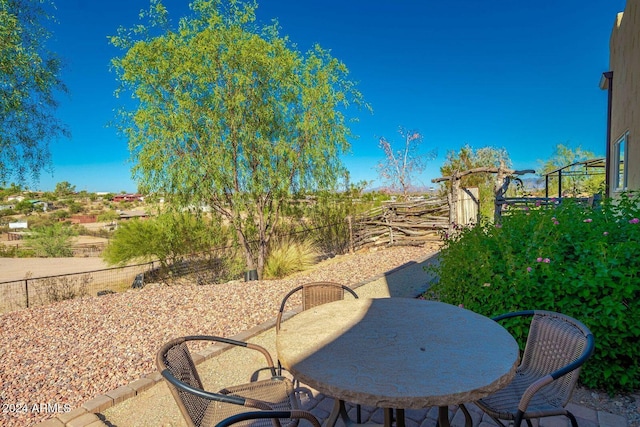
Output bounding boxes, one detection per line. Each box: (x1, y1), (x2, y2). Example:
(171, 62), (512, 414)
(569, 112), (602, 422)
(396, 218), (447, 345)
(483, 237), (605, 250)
(215, 411), (321, 427)
(275, 282), (361, 422)
(471, 310), (595, 427)
(157, 335), (300, 427)
(275, 281), (359, 333)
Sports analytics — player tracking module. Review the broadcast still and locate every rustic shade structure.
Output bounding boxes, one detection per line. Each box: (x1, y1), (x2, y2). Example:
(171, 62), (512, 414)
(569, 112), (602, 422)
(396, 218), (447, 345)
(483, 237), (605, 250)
(432, 162), (535, 226)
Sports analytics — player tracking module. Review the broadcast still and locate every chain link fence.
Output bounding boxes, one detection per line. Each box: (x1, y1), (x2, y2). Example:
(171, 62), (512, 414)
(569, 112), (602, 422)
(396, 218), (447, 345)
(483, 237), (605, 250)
(0, 209), (446, 315)
(0, 247), (240, 314)
(0, 262), (158, 314)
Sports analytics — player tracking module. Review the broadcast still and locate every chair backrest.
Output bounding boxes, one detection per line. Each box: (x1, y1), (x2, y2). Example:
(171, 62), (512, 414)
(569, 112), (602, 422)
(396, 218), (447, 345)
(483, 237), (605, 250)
(300, 281), (357, 310)
(157, 337), (208, 427)
(519, 311), (594, 406)
(276, 282), (358, 332)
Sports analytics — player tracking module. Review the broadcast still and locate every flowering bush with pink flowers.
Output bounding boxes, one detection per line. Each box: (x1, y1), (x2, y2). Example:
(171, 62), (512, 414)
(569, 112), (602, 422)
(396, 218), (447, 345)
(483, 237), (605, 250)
(425, 192), (640, 393)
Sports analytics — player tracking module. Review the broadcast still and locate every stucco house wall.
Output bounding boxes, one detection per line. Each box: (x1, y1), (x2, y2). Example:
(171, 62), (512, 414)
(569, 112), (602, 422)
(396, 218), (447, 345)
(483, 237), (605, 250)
(606, 0), (640, 196)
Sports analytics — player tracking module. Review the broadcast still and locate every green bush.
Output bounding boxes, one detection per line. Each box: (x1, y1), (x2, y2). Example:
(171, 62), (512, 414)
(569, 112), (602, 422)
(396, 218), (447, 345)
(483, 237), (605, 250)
(26, 223), (77, 257)
(305, 191), (372, 255)
(0, 244), (33, 257)
(97, 210), (120, 222)
(426, 194), (640, 393)
(103, 211), (230, 268)
(51, 209), (70, 220)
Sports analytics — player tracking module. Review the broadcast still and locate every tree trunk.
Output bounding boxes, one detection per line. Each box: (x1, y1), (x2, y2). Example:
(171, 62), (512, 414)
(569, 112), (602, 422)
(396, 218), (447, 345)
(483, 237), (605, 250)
(235, 228), (256, 275)
(257, 242), (266, 281)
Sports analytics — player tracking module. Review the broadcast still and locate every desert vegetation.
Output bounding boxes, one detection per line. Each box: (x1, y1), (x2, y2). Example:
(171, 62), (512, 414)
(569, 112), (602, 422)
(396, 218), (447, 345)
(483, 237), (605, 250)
(3, 0), (634, 406)
(426, 191), (640, 393)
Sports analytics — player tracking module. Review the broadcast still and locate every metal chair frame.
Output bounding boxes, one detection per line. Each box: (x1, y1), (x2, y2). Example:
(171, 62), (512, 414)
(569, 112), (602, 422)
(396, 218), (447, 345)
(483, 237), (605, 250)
(276, 281), (359, 333)
(215, 411), (321, 427)
(275, 282), (361, 423)
(473, 310), (595, 427)
(157, 335), (300, 427)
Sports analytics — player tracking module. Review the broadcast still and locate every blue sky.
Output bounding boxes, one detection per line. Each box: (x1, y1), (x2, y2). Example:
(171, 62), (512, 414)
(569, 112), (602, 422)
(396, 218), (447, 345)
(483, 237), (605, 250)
(34, 0), (627, 193)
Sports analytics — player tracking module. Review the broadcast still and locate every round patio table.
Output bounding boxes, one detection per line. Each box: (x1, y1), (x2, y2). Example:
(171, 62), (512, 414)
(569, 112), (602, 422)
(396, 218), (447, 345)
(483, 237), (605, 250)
(276, 297), (519, 427)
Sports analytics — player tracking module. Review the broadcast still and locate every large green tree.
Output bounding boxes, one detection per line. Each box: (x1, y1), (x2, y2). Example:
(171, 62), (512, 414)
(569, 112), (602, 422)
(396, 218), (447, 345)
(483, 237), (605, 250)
(110, 0), (367, 278)
(440, 145), (512, 186)
(54, 180), (75, 197)
(0, 0), (68, 185)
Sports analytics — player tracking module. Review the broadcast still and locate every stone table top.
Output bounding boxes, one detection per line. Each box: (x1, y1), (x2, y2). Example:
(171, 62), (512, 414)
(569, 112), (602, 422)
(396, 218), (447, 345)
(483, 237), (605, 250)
(276, 297), (519, 409)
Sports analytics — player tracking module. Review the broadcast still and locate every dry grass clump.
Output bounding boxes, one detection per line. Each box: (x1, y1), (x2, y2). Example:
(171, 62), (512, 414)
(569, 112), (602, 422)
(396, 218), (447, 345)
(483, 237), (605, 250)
(264, 238), (318, 279)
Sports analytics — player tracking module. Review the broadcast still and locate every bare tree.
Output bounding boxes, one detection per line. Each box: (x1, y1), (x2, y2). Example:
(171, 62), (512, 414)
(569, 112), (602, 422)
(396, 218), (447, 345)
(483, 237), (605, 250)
(376, 127), (436, 199)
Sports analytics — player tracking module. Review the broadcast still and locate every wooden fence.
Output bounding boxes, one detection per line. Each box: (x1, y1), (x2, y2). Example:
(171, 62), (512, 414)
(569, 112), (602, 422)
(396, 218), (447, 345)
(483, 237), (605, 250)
(348, 189), (601, 252)
(350, 197), (450, 250)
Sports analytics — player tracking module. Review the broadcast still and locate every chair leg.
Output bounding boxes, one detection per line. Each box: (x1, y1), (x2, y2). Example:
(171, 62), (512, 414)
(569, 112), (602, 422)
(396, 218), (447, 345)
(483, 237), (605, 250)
(458, 404), (473, 427)
(396, 408), (405, 427)
(514, 410), (525, 427)
(566, 412), (579, 427)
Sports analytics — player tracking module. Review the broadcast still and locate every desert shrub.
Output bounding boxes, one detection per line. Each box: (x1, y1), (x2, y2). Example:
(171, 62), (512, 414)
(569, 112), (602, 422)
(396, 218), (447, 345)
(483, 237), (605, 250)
(0, 244), (33, 257)
(0, 207), (15, 217)
(21, 214), (55, 229)
(40, 274), (92, 303)
(14, 200), (34, 215)
(305, 192), (361, 255)
(264, 238), (318, 279)
(103, 211), (230, 268)
(157, 247), (245, 286)
(0, 244), (18, 257)
(97, 210), (120, 222)
(426, 193), (640, 393)
(26, 223), (77, 257)
(50, 209), (70, 220)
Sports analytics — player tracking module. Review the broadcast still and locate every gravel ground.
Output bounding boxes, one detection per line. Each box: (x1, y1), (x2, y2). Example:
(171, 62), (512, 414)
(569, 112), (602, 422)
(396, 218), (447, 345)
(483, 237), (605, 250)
(0, 245), (435, 426)
(1, 244), (638, 427)
(572, 385), (640, 427)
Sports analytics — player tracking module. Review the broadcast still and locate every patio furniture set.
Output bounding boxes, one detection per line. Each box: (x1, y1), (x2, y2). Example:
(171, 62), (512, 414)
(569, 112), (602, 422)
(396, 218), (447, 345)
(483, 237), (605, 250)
(156, 281), (595, 427)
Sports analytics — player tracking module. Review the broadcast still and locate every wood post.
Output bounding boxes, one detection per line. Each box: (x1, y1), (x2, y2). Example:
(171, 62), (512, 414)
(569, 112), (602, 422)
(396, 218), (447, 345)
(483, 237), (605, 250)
(347, 216), (354, 254)
(450, 172), (460, 234)
(433, 164), (535, 227)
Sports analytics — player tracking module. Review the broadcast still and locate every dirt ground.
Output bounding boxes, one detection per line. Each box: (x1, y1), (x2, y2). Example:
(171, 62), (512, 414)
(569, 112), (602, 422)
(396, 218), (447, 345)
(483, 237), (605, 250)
(0, 231), (110, 282)
(0, 257), (111, 282)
